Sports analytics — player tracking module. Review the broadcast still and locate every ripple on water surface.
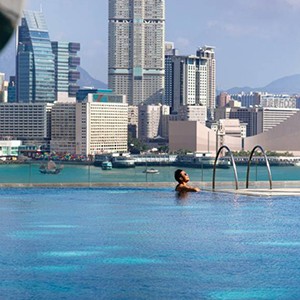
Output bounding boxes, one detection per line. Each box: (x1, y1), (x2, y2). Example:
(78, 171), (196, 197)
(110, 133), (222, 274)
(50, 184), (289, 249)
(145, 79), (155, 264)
(40, 251), (102, 258)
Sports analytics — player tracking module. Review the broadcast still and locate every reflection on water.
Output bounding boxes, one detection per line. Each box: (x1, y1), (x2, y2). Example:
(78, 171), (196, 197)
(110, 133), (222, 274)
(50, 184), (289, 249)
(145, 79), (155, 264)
(175, 191), (190, 203)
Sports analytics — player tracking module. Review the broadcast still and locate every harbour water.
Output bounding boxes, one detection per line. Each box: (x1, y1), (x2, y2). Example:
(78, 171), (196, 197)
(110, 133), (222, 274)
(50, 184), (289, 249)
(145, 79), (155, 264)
(1, 163), (300, 185)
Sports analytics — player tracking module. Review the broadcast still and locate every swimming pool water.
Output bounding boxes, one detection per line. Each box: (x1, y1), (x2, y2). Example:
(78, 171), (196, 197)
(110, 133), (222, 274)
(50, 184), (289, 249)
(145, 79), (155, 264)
(0, 188), (300, 299)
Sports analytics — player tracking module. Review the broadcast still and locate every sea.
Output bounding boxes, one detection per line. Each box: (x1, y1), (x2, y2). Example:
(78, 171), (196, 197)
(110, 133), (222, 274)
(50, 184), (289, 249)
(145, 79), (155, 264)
(0, 163), (300, 185)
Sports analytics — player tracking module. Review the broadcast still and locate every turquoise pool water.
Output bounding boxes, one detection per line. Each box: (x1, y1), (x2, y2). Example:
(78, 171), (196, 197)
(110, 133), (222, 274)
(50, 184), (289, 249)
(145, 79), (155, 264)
(0, 188), (300, 299)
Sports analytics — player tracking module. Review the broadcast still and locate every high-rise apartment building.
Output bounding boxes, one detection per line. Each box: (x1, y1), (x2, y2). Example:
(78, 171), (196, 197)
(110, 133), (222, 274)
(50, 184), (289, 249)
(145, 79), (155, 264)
(17, 10), (55, 103)
(108, 0), (165, 105)
(51, 42), (81, 100)
(165, 46), (216, 119)
(196, 46), (216, 119)
(171, 55), (208, 113)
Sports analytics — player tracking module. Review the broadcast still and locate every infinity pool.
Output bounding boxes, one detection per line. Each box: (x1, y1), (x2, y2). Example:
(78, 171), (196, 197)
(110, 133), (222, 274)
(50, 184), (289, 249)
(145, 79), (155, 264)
(0, 188), (300, 299)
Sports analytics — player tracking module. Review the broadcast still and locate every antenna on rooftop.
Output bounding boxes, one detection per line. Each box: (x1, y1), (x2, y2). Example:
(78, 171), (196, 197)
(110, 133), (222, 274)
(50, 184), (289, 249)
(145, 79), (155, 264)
(40, 3), (42, 12)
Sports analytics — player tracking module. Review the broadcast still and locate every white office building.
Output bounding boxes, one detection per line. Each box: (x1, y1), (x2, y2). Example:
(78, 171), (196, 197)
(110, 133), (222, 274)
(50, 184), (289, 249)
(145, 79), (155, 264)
(76, 94), (128, 155)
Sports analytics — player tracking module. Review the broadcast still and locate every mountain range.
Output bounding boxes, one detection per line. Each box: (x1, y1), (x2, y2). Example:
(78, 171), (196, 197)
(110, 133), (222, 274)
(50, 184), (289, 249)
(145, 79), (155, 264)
(224, 74), (300, 95)
(1, 41), (300, 93)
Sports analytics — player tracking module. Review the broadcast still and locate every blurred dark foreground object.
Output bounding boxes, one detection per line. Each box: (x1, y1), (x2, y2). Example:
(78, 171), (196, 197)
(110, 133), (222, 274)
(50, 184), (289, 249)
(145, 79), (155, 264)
(0, 0), (24, 52)
(0, 10), (14, 51)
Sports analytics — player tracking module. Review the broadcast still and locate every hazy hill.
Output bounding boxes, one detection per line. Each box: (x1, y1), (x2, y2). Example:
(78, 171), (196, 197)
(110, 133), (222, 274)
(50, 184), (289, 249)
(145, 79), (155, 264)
(226, 74), (300, 95)
(77, 66), (107, 89)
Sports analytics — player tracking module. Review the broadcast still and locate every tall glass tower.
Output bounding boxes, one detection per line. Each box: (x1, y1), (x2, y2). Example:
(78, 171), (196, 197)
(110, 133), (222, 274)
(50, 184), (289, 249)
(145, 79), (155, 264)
(16, 10), (55, 103)
(108, 0), (165, 105)
(51, 42), (80, 99)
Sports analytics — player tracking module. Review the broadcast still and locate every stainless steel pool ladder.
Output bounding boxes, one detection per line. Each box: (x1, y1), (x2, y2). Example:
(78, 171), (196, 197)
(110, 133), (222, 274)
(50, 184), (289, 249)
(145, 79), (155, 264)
(246, 145), (272, 190)
(212, 145), (239, 191)
(212, 144), (273, 191)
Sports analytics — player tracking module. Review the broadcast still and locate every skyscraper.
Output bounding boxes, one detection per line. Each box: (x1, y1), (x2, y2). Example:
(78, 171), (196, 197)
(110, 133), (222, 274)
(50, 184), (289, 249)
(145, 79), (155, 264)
(196, 46), (216, 120)
(165, 45), (216, 118)
(108, 0), (165, 105)
(16, 10), (55, 103)
(171, 54), (208, 113)
(51, 42), (80, 100)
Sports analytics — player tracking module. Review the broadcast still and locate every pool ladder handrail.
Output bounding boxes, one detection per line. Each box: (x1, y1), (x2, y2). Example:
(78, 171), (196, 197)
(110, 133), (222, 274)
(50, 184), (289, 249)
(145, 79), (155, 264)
(246, 145), (272, 190)
(212, 145), (239, 191)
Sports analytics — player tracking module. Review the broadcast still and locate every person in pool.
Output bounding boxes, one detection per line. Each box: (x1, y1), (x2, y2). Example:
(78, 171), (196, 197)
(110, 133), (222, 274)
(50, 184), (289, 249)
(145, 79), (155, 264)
(174, 169), (200, 193)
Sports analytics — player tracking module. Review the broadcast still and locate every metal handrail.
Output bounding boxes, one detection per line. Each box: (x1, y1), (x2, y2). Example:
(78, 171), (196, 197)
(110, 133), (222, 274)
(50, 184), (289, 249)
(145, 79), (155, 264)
(212, 145), (239, 191)
(246, 145), (272, 189)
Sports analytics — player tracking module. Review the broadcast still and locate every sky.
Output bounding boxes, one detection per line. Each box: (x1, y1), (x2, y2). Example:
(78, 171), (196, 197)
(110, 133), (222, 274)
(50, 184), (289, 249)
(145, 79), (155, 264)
(3, 0), (300, 89)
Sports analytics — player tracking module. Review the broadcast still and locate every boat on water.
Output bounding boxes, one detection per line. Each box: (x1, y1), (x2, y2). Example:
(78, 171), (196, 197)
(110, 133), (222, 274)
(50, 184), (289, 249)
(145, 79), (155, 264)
(174, 152), (230, 169)
(101, 161), (113, 170)
(94, 154), (112, 167)
(39, 160), (63, 174)
(142, 168), (159, 174)
(111, 154), (135, 168)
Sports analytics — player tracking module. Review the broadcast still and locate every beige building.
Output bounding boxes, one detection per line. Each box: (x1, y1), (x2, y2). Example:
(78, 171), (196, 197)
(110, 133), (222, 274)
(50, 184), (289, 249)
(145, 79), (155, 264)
(169, 121), (242, 154)
(216, 92), (231, 107)
(177, 105), (207, 124)
(76, 95), (128, 155)
(262, 108), (298, 132)
(169, 110), (300, 155)
(0, 73), (8, 103)
(211, 119), (247, 139)
(244, 110), (300, 154)
(138, 104), (170, 140)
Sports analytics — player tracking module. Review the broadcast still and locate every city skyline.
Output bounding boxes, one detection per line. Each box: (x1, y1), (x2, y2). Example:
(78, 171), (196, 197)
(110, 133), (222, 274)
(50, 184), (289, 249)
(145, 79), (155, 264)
(1, 0), (300, 90)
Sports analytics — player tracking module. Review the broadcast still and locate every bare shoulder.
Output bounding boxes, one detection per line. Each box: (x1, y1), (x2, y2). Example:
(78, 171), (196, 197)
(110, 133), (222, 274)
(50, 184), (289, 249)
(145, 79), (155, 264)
(176, 184), (200, 193)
